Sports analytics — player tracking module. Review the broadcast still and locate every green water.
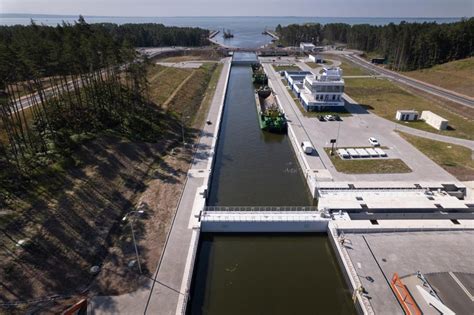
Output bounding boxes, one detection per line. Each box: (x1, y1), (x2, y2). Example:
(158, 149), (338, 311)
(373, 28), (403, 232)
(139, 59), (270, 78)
(188, 234), (355, 315)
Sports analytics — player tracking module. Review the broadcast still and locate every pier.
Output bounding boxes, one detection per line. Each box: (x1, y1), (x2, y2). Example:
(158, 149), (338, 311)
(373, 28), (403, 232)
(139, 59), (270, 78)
(263, 29), (280, 40)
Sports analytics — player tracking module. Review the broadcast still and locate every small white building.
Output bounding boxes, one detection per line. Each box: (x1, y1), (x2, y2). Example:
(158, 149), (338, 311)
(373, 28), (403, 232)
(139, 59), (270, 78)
(396, 110), (419, 121)
(299, 67), (345, 111)
(300, 42), (316, 52)
(421, 111), (448, 130)
(309, 54), (323, 63)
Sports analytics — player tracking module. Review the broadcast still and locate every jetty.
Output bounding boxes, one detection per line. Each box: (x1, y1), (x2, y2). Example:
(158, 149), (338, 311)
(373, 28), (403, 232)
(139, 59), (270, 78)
(263, 30), (279, 41)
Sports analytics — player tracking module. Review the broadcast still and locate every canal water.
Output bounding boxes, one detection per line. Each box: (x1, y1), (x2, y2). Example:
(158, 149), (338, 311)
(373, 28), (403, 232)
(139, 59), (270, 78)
(208, 61), (312, 206)
(188, 234), (355, 315)
(188, 53), (355, 314)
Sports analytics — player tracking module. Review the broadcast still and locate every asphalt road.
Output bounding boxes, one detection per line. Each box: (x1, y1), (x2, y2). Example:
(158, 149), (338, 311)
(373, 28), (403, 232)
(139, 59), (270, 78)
(343, 53), (474, 108)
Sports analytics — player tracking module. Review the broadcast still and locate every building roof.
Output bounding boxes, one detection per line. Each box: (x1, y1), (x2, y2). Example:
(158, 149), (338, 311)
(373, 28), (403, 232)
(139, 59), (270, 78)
(396, 109), (419, 114)
(421, 110), (448, 122)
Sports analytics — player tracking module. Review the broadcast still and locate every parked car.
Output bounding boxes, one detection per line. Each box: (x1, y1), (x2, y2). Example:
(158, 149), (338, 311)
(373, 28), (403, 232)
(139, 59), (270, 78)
(334, 115), (342, 121)
(324, 115), (336, 121)
(317, 115), (326, 121)
(301, 141), (314, 154)
(369, 137), (380, 146)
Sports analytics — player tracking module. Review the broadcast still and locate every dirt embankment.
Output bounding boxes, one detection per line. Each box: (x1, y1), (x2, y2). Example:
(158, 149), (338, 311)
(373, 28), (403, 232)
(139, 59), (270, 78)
(0, 61), (222, 314)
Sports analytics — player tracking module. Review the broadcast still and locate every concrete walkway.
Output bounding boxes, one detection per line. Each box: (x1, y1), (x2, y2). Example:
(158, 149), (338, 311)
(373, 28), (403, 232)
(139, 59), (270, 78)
(88, 58), (231, 315)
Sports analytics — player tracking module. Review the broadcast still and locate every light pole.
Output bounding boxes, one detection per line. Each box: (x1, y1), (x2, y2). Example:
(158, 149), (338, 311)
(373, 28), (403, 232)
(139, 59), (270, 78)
(122, 210), (145, 274)
(335, 119), (342, 149)
(181, 113), (191, 146)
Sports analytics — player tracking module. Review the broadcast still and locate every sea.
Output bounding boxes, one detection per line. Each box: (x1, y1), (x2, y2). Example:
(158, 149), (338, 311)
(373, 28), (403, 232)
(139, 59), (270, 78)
(0, 14), (463, 48)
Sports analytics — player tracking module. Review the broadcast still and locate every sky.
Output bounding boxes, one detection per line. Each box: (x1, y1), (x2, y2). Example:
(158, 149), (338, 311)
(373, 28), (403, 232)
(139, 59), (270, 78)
(1, 0), (473, 17)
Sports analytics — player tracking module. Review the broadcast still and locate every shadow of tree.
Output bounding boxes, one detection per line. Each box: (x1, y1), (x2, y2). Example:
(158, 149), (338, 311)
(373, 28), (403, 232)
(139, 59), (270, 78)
(0, 106), (189, 312)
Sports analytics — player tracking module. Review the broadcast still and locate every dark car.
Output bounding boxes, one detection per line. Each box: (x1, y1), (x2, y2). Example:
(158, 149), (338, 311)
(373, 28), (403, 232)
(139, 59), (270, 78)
(317, 115), (326, 121)
(334, 115), (342, 121)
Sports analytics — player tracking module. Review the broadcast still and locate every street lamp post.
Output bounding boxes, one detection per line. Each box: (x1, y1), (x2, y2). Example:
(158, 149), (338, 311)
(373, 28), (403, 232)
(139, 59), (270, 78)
(181, 113), (191, 146)
(122, 210), (145, 274)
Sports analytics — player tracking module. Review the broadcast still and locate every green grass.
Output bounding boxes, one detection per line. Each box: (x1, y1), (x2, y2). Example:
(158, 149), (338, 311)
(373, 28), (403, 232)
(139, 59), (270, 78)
(193, 63), (223, 127)
(325, 148), (411, 174)
(306, 61), (329, 68)
(345, 78), (474, 140)
(320, 54), (371, 76)
(403, 57), (474, 98)
(147, 64), (193, 105)
(166, 63), (218, 125)
(339, 60), (371, 76)
(272, 65), (301, 72)
(398, 132), (474, 181)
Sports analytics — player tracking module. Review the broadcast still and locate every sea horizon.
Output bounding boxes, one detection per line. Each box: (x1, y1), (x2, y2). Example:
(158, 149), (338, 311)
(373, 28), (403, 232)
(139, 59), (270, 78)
(1, 14), (467, 48)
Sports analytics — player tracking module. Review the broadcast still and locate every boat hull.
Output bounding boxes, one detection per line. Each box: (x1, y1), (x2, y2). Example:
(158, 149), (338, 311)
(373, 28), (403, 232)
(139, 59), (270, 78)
(254, 90), (287, 134)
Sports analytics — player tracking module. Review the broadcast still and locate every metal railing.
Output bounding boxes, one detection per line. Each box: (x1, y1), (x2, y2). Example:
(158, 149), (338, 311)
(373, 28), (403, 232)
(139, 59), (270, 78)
(204, 206), (319, 212)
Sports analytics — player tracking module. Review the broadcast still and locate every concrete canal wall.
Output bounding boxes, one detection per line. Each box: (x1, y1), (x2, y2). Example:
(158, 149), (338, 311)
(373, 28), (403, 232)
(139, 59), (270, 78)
(328, 223), (372, 315)
(175, 60), (231, 314)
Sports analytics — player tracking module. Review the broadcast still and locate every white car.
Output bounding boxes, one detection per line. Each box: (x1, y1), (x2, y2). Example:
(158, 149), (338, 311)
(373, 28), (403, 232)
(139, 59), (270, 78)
(369, 137), (380, 146)
(301, 141), (314, 154)
(324, 115), (336, 121)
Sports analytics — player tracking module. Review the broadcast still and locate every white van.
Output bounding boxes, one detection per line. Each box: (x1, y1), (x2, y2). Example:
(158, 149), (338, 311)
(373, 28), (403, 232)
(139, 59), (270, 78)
(301, 141), (314, 154)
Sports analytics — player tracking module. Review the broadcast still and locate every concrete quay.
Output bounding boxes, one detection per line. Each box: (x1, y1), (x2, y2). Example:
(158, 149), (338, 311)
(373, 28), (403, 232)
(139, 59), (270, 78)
(88, 58), (232, 315)
(328, 220), (474, 315)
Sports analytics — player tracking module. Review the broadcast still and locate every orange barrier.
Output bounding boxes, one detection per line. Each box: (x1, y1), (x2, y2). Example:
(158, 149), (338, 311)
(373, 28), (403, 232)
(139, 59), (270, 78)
(390, 273), (421, 315)
(62, 298), (87, 315)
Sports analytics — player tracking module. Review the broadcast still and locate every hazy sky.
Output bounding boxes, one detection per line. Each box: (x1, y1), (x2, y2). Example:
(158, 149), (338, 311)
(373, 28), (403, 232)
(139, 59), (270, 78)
(1, 0), (473, 17)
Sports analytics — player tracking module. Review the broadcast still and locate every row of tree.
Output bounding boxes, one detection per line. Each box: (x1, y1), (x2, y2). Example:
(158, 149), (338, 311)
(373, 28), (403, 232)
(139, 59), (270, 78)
(276, 18), (474, 70)
(0, 17), (174, 177)
(99, 23), (210, 47)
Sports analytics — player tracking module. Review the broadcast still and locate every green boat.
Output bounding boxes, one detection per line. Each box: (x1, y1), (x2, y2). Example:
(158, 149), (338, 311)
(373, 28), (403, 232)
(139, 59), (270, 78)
(254, 88), (287, 133)
(251, 63), (268, 86)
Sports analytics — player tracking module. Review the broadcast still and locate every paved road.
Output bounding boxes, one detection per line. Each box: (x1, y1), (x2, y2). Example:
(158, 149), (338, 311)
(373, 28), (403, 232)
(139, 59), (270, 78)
(394, 124), (474, 150)
(343, 53), (474, 108)
(89, 58), (232, 315)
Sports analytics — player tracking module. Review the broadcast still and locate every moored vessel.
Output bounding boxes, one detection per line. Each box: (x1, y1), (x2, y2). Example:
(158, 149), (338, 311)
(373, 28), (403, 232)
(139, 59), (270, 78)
(254, 87), (287, 133)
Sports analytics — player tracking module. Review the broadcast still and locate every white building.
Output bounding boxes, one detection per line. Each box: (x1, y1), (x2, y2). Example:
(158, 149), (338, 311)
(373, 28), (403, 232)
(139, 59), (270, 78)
(299, 67), (345, 111)
(421, 111), (448, 130)
(309, 54), (323, 63)
(396, 110), (419, 121)
(300, 42), (316, 52)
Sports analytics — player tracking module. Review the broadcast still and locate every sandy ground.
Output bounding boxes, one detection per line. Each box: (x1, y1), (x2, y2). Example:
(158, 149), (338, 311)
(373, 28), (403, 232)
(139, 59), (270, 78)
(89, 144), (194, 297)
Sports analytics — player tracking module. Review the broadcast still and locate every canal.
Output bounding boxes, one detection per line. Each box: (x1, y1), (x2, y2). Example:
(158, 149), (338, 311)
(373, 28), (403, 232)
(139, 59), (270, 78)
(187, 53), (354, 314)
(208, 60), (311, 206)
